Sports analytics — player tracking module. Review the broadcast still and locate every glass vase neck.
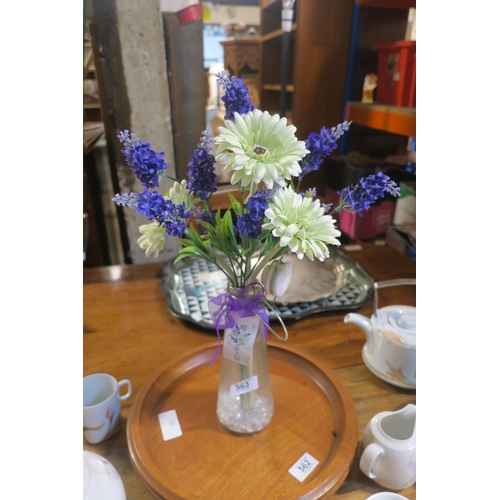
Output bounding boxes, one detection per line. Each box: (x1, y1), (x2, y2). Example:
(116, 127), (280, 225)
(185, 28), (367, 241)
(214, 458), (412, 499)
(227, 282), (265, 301)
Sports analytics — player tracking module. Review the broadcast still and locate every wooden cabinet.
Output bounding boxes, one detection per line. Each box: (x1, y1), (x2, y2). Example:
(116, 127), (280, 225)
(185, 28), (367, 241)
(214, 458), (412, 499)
(258, 0), (355, 141)
(221, 38), (260, 78)
(221, 37), (260, 107)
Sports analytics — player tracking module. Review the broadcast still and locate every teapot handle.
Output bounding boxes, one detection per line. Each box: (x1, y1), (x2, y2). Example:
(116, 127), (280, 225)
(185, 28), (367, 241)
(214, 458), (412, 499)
(373, 278), (416, 324)
(359, 442), (384, 479)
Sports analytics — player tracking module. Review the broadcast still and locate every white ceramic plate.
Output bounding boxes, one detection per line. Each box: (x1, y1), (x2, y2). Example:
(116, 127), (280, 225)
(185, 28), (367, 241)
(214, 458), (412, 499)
(83, 450), (126, 500)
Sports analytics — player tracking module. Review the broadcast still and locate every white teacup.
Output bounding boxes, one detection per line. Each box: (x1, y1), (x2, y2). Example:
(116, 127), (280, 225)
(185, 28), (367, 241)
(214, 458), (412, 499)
(83, 373), (132, 444)
(360, 404), (416, 490)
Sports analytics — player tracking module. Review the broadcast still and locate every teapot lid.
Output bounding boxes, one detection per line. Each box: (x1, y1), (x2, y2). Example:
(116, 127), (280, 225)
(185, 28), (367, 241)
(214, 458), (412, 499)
(376, 305), (416, 348)
(373, 279), (416, 348)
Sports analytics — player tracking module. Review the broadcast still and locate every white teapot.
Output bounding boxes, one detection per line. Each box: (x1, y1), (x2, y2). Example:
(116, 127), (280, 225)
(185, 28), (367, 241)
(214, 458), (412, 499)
(344, 279), (416, 389)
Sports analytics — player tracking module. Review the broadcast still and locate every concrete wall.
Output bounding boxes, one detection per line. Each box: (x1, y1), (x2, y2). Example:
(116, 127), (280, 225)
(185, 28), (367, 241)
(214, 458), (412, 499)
(92, 0), (181, 264)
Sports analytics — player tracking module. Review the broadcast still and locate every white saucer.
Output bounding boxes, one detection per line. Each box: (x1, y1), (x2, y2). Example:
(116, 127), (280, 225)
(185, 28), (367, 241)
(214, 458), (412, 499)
(367, 493), (409, 500)
(362, 347), (416, 390)
(83, 450), (126, 500)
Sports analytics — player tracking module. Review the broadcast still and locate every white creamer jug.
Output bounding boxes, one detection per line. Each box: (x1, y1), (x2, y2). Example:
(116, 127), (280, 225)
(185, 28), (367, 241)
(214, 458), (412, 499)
(360, 403), (416, 490)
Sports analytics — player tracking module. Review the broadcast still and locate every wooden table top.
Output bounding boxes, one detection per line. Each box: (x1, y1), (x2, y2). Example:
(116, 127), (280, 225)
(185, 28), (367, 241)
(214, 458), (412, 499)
(83, 243), (416, 500)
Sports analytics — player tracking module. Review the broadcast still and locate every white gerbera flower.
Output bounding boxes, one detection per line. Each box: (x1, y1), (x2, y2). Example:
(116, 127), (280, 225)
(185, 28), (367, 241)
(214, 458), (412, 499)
(138, 222), (166, 258)
(262, 186), (341, 261)
(166, 179), (195, 209)
(214, 109), (308, 189)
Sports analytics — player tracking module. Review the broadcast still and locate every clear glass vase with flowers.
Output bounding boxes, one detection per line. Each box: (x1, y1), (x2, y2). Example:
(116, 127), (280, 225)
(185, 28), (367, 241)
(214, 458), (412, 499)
(113, 72), (400, 433)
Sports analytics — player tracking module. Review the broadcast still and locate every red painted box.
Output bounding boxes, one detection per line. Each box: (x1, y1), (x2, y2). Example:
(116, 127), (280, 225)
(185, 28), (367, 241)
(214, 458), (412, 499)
(325, 187), (396, 240)
(373, 40), (416, 108)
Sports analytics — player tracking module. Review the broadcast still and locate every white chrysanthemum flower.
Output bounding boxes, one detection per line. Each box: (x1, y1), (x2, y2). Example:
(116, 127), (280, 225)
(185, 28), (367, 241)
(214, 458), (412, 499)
(138, 222), (166, 258)
(165, 179), (195, 209)
(262, 186), (341, 261)
(214, 109), (309, 189)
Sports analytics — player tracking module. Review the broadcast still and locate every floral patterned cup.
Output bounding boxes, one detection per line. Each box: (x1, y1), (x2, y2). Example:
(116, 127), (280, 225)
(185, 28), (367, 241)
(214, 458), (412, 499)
(83, 373), (132, 444)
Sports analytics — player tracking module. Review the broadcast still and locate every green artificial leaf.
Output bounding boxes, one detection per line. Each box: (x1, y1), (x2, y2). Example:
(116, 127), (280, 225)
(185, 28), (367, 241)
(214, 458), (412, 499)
(203, 239), (216, 261)
(177, 238), (196, 248)
(197, 220), (217, 239)
(214, 211), (231, 254)
(214, 208), (223, 225)
(174, 252), (192, 265)
(260, 229), (271, 240)
(228, 193), (242, 215)
(240, 236), (259, 257)
(223, 210), (239, 250)
(184, 227), (207, 251)
(263, 233), (278, 253)
(174, 246), (215, 265)
(197, 215), (234, 257)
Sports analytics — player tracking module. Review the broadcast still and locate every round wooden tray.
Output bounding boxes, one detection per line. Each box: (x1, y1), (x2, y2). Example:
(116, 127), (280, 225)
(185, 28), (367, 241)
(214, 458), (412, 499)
(127, 342), (358, 500)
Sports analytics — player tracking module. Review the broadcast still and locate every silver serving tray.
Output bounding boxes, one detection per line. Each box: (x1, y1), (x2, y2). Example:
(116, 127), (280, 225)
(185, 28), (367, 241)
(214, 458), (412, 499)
(160, 248), (375, 329)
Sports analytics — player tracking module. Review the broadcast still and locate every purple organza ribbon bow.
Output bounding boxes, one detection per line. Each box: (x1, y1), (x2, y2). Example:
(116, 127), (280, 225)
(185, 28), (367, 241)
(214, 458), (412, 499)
(208, 282), (269, 365)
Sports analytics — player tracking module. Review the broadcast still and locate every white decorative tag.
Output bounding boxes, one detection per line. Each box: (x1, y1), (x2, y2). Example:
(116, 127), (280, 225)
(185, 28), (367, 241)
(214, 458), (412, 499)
(158, 409), (182, 441)
(343, 244), (363, 252)
(222, 314), (260, 367)
(288, 452), (319, 482)
(230, 375), (259, 397)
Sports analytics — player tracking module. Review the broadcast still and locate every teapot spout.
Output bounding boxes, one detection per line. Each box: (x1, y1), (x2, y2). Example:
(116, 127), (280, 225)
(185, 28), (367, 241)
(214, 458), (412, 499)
(344, 312), (375, 353)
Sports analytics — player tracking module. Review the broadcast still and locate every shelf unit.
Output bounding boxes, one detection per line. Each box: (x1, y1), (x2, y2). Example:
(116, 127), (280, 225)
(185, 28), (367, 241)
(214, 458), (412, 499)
(258, 0), (355, 142)
(346, 101), (416, 137)
(340, 0), (416, 155)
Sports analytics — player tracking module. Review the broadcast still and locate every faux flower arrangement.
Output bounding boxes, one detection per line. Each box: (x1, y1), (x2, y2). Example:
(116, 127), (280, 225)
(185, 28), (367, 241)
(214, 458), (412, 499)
(113, 71), (400, 297)
(113, 72), (400, 433)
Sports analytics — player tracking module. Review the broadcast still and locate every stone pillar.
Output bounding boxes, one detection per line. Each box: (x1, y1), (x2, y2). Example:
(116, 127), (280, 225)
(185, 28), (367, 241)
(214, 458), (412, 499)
(161, 11), (206, 181)
(91, 0), (180, 264)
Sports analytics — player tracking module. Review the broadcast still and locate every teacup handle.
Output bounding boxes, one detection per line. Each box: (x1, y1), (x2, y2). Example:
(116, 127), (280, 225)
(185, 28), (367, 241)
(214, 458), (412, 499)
(117, 379), (132, 401)
(359, 443), (384, 479)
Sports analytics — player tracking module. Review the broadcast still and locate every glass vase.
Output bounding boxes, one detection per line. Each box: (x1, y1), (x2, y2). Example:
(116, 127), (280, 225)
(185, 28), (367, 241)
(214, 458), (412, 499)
(216, 316), (273, 434)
